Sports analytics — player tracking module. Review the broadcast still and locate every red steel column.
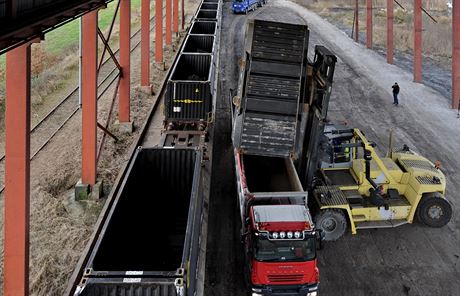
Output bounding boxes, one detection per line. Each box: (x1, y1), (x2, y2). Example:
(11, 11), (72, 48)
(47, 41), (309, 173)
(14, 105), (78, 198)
(166, 0), (172, 45)
(81, 11), (98, 186)
(120, 0), (131, 122)
(4, 43), (31, 296)
(414, 0), (422, 82)
(366, 0), (373, 48)
(387, 0), (394, 64)
(141, 0), (150, 86)
(453, 0), (460, 109)
(156, 0), (164, 63)
(173, 0), (179, 33)
(355, 0), (359, 42)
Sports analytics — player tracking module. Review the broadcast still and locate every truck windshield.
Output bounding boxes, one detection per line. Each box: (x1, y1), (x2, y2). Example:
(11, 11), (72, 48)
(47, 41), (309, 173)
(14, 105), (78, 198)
(254, 237), (316, 262)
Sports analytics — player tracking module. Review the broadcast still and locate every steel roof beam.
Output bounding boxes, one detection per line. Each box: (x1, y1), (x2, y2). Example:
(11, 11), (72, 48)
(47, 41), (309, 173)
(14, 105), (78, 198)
(0, 0), (112, 55)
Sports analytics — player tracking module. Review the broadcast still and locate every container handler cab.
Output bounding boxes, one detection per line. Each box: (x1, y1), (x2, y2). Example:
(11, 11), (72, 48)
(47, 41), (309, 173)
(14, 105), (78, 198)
(312, 126), (453, 241)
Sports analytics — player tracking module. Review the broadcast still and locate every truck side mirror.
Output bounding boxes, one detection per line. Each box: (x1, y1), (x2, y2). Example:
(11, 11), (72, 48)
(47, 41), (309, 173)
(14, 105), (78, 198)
(245, 217), (251, 226)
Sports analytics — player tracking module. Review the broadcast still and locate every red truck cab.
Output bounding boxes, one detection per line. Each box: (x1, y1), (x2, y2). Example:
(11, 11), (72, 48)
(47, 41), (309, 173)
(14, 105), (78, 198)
(246, 205), (319, 296)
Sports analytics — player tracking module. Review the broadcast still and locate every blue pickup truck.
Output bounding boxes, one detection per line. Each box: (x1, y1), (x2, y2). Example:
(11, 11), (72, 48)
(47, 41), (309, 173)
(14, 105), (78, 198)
(232, 0), (266, 14)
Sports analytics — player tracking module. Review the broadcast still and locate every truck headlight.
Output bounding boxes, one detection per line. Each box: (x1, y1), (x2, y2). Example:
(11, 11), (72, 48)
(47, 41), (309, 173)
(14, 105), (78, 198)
(252, 293), (263, 296)
(307, 291), (318, 296)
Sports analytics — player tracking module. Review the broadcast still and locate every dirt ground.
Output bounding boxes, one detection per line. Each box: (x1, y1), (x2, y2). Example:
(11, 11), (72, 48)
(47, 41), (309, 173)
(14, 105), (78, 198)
(205, 1), (460, 295)
(0, 0), (201, 295)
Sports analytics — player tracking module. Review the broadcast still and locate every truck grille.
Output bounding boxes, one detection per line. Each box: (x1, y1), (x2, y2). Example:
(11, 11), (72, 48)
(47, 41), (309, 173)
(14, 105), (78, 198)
(267, 274), (303, 283)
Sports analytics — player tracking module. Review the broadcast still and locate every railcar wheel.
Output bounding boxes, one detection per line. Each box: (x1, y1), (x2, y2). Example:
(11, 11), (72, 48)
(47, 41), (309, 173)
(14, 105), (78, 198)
(315, 209), (347, 241)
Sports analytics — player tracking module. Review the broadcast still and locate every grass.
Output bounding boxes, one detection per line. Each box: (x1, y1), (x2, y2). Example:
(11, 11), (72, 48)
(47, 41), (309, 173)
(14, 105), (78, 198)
(45, 0), (142, 54)
(0, 0), (146, 134)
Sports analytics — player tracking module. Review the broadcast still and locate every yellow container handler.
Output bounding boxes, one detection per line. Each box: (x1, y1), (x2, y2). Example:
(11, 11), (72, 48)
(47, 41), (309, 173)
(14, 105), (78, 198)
(313, 128), (453, 241)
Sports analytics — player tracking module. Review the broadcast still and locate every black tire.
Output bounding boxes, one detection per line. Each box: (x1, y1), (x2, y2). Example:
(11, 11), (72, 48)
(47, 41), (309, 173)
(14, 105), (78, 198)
(417, 194), (452, 227)
(315, 209), (347, 241)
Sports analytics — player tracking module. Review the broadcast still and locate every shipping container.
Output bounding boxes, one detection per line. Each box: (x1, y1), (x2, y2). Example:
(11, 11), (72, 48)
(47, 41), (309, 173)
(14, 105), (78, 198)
(190, 21), (217, 35)
(183, 35), (215, 54)
(165, 54), (215, 122)
(195, 9), (217, 21)
(73, 148), (203, 296)
(200, 2), (218, 10)
(239, 154), (304, 194)
(232, 19), (309, 158)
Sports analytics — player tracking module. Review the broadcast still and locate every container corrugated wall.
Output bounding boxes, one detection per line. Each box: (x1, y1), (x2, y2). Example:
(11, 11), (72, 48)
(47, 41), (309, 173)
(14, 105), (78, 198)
(233, 19), (309, 158)
(165, 54), (214, 122)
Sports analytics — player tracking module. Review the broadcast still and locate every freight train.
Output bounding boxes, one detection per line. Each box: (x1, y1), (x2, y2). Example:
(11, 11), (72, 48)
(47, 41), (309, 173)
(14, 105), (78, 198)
(67, 1), (222, 295)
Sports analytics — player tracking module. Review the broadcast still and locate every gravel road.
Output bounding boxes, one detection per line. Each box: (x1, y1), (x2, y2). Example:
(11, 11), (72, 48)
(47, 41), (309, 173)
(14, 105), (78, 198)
(205, 1), (460, 295)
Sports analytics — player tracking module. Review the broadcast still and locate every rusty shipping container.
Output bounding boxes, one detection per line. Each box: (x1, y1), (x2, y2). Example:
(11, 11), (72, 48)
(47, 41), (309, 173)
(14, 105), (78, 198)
(72, 148), (204, 296)
(232, 19), (310, 158)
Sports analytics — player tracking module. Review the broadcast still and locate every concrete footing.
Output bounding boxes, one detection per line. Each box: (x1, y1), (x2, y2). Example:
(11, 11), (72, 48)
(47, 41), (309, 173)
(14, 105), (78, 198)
(116, 120), (134, 133)
(139, 85), (155, 95)
(74, 179), (104, 200)
(156, 62), (166, 71)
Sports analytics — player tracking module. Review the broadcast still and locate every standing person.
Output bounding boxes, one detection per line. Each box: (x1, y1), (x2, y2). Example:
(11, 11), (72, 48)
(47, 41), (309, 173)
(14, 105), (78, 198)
(392, 82), (400, 105)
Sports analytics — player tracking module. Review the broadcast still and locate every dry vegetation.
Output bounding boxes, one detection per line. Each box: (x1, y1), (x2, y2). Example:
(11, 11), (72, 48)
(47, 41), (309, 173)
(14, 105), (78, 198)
(295, 0), (452, 68)
(0, 3), (144, 136)
(0, 0), (201, 295)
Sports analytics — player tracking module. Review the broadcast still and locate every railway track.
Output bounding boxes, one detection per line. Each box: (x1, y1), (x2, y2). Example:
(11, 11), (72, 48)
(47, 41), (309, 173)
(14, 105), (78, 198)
(0, 11), (164, 193)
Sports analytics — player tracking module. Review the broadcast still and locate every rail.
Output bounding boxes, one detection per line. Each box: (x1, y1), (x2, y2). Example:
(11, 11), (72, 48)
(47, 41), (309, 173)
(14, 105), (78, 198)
(0, 9), (165, 193)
